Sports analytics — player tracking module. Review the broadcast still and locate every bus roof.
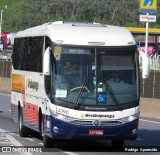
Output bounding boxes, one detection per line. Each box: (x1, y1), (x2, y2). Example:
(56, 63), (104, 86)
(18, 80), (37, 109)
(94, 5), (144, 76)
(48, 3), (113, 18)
(16, 21), (136, 46)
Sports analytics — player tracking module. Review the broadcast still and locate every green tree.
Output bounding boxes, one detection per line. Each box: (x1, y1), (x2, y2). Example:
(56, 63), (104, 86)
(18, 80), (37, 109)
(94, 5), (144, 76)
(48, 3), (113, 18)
(1, 0), (160, 32)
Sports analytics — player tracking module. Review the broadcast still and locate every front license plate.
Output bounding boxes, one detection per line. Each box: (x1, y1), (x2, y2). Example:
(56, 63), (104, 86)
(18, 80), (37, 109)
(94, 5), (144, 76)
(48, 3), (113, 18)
(89, 130), (104, 136)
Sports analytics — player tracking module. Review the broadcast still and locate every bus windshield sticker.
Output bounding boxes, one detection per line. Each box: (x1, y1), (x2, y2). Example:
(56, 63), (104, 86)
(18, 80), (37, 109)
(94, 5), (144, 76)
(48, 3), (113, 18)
(54, 46), (61, 60)
(55, 87), (67, 98)
(97, 93), (106, 103)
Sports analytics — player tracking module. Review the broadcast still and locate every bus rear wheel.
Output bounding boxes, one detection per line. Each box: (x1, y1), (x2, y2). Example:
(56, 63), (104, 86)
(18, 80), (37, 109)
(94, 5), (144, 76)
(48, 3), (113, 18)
(19, 107), (29, 137)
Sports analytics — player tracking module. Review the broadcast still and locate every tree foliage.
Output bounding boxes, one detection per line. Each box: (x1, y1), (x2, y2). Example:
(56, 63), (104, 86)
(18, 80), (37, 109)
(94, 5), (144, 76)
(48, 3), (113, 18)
(1, 0), (160, 32)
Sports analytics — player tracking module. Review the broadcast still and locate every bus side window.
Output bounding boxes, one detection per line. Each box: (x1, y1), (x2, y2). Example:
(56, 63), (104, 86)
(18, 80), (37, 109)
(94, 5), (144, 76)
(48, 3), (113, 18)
(44, 37), (52, 99)
(45, 75), (51, 98)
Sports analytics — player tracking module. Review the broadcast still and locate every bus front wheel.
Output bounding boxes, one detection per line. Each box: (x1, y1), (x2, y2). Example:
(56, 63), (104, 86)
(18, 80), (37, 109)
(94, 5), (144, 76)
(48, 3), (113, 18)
(41, 118), (54, 148)
(19, 107), (29, 137)
(111, 140), (124, 148)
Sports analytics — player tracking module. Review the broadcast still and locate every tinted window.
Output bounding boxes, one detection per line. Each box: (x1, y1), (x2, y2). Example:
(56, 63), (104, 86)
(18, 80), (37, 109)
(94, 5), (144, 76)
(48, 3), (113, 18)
(12, 37), (44, 72)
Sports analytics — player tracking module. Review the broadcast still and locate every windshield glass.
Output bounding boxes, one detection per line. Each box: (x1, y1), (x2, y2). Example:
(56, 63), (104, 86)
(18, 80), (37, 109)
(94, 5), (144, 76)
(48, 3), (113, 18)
(51, 46), (139, 111)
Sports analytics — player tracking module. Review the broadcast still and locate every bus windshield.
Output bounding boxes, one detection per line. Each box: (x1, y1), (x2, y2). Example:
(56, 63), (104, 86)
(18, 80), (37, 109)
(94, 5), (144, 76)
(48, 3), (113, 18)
(52, 46), (139, 111)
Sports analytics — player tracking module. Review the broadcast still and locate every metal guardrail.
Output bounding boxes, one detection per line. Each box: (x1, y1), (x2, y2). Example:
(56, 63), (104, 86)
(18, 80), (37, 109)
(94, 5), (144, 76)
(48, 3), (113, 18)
(149, 54), (160, 70)
(139, 54), (160, 70)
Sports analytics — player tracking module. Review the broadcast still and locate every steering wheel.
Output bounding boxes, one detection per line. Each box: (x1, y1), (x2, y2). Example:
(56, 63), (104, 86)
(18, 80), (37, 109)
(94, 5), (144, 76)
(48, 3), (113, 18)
(69, 86), (90, 92)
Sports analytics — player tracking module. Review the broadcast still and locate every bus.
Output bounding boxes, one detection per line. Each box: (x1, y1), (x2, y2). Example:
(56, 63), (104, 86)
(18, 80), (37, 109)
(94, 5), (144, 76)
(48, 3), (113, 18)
(11, 21), (150, 148)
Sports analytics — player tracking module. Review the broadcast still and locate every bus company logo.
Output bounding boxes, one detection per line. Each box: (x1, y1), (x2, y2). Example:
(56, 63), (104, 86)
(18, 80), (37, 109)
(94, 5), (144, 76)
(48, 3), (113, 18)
(85, 106), (107, 111)
(28, 78), (39, 91)
(93, 120), (100, 126)
(84, 114), (115, 118)
(80, 114), (85, 118)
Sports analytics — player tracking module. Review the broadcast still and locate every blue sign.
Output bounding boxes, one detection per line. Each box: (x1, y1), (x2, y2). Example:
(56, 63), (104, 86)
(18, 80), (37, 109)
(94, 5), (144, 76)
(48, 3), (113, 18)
(97, 93), (106, 103)
(140, 0), (157, 13)
(144, 0), (153, 6)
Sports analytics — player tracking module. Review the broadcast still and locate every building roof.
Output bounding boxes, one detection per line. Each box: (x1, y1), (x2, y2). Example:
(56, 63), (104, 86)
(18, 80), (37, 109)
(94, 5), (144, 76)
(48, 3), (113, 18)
(126, 27), (160, 36)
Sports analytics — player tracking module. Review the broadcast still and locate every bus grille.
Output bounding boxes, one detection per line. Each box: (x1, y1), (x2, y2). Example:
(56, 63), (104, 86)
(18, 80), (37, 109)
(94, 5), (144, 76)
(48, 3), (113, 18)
(70, 120), (122, 126)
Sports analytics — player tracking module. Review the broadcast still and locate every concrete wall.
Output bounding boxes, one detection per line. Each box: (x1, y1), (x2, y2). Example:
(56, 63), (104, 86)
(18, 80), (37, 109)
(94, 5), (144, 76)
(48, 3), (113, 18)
(0, 61), (159, 120)
(140, 98), (160, 120)
(0, 77), (11, 94)
(0, 61), (11, 78)
(140, 71), (160, 99)
(0, 61), (11, 94)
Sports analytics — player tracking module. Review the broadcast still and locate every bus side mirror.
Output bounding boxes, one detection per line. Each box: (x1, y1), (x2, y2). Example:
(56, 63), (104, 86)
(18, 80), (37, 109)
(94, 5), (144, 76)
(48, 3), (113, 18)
(43, 47), (51, 75)
(139, 50), (150, 79)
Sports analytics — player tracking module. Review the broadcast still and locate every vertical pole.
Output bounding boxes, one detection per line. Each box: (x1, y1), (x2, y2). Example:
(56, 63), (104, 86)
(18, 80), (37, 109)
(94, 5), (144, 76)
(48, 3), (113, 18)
(0, 10), (3, 38)
(145, 13), (149, 55)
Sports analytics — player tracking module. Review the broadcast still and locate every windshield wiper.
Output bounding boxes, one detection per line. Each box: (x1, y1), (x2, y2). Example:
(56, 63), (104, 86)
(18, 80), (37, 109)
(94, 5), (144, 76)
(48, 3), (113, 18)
(102, 79), (122, 111)
(74, 76), (89, 109)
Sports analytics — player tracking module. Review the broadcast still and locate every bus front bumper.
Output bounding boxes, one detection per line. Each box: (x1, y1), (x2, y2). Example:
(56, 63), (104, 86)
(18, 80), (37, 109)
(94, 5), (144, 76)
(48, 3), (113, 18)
(48, 116), (138, 140)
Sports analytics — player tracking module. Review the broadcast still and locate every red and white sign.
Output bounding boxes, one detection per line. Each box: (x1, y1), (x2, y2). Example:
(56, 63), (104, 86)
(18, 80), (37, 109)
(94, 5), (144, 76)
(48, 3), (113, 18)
(89, 130), (104, 136)
(140, 15), (156, 22)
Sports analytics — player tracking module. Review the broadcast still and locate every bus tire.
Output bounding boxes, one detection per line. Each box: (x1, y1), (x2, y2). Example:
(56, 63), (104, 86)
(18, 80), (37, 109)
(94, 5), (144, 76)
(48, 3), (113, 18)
(41, 118), (54, 148)
(19, 106), (29, 137)
(111, 140), (124, 148)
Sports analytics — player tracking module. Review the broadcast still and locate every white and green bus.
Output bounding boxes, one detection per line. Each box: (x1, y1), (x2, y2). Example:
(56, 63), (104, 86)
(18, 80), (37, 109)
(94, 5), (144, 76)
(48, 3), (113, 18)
(11, 21), (149, 148)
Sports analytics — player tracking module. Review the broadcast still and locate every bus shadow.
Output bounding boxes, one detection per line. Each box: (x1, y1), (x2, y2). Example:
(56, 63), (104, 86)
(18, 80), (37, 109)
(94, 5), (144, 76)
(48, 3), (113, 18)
(43, 139), (122, 152)
(30, 128), (160, 152)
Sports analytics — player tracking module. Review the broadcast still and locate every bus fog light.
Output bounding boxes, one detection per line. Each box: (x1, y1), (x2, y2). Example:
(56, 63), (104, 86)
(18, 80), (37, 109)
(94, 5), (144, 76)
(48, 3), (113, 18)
(132, 129), (137, 135)
(47, 121), (50, 128)
(53, 126), (58, 133)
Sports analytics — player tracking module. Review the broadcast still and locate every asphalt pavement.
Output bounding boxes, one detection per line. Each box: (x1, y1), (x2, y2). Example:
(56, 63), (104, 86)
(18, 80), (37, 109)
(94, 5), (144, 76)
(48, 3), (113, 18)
(0, 93), (160, 155)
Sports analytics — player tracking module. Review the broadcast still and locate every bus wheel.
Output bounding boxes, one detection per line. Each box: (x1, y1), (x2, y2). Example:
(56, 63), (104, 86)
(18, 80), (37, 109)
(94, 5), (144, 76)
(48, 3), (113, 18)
(111, 140), (124, 148)
(41, 119), (54, 148)
(19, 107), (29, 137)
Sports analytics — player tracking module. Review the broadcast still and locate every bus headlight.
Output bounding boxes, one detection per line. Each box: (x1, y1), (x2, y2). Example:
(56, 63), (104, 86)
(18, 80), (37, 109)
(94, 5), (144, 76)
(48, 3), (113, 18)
(60, 115), (75, 122)
(50, 110), (75, 122)
(127, 115), (136, 122)
(120, 113), (139, 123)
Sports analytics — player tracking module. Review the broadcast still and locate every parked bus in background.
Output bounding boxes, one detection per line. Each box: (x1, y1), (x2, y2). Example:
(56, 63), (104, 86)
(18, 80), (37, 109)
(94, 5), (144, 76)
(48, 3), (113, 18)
(5, 33), (16, 60)
(0, 32), (15, 60)
(1, 32), (10, 45)
(0, 36), (7, 60)
(138, 40), (157, 55)
(11, 21), (150, 148)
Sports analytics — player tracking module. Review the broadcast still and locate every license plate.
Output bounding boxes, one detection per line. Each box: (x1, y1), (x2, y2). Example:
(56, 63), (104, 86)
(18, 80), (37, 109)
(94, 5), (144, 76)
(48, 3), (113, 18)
(89, 130), (104, 136)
